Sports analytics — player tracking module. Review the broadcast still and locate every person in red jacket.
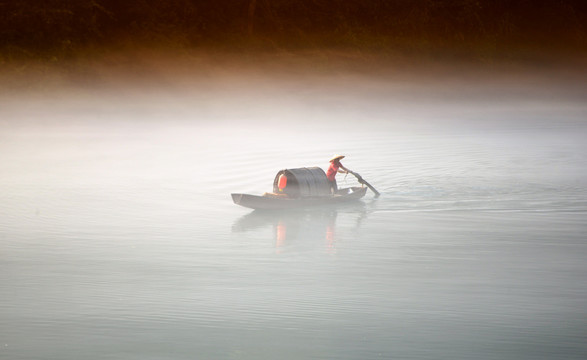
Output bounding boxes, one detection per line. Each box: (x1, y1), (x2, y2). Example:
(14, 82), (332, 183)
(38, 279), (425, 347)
(326, 154), (350, 193)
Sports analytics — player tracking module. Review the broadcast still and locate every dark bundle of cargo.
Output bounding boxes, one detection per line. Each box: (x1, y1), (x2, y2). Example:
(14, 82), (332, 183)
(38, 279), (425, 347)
(272, 167), (331, 198)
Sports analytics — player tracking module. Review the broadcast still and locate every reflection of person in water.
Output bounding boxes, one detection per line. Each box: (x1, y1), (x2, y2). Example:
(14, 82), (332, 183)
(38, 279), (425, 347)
(325, 211), (338, 254)
(326, 154), (350, 193)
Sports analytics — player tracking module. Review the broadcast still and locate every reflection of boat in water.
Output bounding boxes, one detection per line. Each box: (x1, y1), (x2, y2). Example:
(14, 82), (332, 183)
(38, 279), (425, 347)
(232, 201), (372, 253)
(232, 207), (343, 233)
(232, 207), (341, 253)
(231, 167), (367, 210)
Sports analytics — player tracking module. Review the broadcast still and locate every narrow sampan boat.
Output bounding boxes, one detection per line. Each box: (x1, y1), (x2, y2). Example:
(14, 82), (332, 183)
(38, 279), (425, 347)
(231, 167), (369, 210)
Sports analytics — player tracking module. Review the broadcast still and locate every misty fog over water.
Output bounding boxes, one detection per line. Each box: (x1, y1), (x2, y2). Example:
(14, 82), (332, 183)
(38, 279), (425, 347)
(1, 63), (586, 359)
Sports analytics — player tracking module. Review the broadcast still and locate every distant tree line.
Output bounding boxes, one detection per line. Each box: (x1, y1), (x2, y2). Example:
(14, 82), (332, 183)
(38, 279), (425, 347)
(1, 0), (586, 60)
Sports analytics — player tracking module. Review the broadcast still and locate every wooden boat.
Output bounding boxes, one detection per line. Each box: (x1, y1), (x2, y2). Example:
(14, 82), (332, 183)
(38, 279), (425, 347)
(231, 167), (369, 210)
(232, 186), (367, 210)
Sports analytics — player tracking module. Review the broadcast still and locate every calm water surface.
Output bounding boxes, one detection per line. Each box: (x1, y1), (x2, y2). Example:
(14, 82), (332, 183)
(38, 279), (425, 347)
(1, 70), (587, 359)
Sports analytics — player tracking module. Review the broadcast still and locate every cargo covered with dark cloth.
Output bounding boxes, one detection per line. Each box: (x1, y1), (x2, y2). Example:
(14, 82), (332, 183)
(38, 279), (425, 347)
(272, 167), (331, 198)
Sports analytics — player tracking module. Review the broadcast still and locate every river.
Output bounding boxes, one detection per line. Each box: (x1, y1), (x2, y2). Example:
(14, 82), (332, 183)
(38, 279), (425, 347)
(1, 64), (586, 359)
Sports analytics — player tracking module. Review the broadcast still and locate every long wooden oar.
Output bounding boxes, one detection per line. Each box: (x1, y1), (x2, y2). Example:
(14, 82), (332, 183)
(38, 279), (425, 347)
(348, 170), (380, 197)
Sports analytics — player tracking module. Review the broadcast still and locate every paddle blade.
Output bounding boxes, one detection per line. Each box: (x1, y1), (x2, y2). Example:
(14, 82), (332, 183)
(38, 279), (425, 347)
(349, 171), (380, 197)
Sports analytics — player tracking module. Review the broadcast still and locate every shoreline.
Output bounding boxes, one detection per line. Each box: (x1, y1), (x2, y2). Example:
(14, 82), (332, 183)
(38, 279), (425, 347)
(2, 46), (586, 93)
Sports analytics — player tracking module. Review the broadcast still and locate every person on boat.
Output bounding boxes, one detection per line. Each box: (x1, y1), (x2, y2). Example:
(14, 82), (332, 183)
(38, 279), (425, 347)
(326, 154), (350, 193)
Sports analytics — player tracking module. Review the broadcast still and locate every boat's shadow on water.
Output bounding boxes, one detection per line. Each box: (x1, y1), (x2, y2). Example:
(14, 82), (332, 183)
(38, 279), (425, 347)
(231, 200), (377, 252)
